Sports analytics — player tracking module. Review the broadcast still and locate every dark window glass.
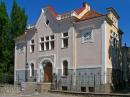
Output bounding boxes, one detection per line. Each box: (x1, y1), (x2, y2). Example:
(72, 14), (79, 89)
(31, 45), (34, 52)
(63, 32), (68, 37)
(63, 60), (68, 76)
(51, 35), (54, 40)
(63, 38), (68, 48)
(46, 36), (49, 41)
(46, 42), (49, 50)
(51, 41), (54, 50)
(31, 63), (34, 76)
(46, 19), (49, 25)
(41, 43), (44, 51)
(41, 37), (44, 41)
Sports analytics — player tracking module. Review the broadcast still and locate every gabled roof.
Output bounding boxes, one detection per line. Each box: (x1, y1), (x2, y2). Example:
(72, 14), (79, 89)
(47, 2), (104, 21)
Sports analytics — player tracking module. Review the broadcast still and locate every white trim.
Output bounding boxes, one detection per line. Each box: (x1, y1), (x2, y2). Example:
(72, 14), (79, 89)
(61, 58), (70, 76)
(76, 65), (102, 69)
(61, 32), (69, 48)
(35, 9), (44, 27)
(15, 69), (26, 70)
(101, 21), (107, 84)
(37, 54), (55, 82)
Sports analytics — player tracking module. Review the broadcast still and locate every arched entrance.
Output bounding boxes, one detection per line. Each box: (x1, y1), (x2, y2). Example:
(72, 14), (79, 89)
(43, 61), (52, 82)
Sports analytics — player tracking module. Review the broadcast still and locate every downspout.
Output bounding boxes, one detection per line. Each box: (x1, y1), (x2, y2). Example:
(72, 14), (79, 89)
(35, 28), (38, 82)
(72, 23), (77, 88)
(25, 31), (28, 82)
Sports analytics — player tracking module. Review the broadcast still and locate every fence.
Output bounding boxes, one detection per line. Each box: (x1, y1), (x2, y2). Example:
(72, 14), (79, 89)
(0, 73), (14, 84)
(51, 74), (123, 92)
(49, 90), (130, 97)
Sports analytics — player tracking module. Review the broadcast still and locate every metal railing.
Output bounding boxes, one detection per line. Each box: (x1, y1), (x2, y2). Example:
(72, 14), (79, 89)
(0, 73), (14, 84)
(51, 74), (123, 92)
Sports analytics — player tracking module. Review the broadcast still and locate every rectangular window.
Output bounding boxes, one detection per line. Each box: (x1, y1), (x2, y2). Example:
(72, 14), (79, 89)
(46, 36), (49, 41)
(63, 38), (68, 48)
(39, 35), (55, 51)
(61, 32), (68, 48)
(41, 37), (44, 41)
(51, 35), (54, 40)
(46, 42), (49, 50)
(30, 39), (34, 53)
(41, 43), (44, 51)
(82, 31), (92, 43)
(40, 37), (44, 51)
(50, 41), (54, 50)
(63, 32), (68, 37)
(110, 31), (118, 48)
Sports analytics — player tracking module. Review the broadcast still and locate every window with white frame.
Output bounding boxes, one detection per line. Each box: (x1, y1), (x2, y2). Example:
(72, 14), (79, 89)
(39, 35), (55, 51)
(50, 35), (54, 50)
(30, 63), (34, 77)
(39, 37), (44, 51)
(61, 32), (68, 48)
(30, 39), (34, 53)
(63, 60), (68, 76)
(82, 31), (92, 43)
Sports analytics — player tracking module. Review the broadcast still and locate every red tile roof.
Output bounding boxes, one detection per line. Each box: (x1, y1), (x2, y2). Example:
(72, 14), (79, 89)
(76, 10), (104, 22)
(48, 6), (58, 17)
(75, 7), (85, 15)
(48, 5), (104, 21)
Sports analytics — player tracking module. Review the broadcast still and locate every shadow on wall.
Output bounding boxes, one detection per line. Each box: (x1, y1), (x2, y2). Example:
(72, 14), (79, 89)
(108, 32), (123, 92)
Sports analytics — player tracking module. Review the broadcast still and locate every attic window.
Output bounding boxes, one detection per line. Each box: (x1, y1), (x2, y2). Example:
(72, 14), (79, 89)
(46, 19), (49, 25)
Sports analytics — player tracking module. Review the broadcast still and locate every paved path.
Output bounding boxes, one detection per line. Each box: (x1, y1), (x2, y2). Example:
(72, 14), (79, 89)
(0, 93), (79, 97)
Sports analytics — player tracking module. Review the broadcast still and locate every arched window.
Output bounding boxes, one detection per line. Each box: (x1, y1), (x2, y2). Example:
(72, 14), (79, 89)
(63, 60), (68, 76)
(30, 63), (34, 77)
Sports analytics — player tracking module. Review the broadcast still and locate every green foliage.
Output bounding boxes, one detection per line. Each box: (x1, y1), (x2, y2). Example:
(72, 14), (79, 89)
(0, 0), (27, 79)
(11, 0), (27, 39)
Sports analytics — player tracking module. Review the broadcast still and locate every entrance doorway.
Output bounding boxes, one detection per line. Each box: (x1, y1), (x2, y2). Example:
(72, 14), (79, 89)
(43, 62), (52, 82)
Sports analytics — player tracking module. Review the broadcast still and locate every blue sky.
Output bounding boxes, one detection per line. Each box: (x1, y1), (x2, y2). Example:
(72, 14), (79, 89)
(3, 0), (130, 46)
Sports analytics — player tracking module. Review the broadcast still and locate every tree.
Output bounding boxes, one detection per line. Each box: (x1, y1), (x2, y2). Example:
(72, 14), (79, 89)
(0, 0), (27, 77)
(10, 0), (27, 39)
(0, 1), (11, 73)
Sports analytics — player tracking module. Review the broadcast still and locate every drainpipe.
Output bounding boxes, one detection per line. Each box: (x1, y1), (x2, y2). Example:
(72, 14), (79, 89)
(25, 31), (28, 82)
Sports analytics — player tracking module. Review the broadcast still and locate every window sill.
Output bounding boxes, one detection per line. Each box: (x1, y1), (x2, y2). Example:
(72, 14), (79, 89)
(61, 76), (67, 78)
(81, 40), (94, 44)
(61, 47), (68, 49)
(39, 49), (54, 52)
(30, 52), (34, 54)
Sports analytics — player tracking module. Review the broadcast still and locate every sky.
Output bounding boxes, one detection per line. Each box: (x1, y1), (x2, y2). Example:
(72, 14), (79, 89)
(3, 0), (130, 46)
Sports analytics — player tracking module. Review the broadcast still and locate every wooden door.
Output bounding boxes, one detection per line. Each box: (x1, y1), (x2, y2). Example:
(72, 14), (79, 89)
(44, 62), (52, 82)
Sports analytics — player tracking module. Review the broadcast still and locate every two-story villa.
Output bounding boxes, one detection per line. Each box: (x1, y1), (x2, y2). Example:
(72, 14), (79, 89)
(14, 2), (123, 92)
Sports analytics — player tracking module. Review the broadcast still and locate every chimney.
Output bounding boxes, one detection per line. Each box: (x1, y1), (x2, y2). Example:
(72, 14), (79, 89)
(83, 2), (90, 8)
(82, 2), (90, 11)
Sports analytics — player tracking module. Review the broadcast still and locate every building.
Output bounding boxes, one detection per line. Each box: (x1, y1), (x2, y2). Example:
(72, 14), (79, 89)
(14, 2), (123, 92)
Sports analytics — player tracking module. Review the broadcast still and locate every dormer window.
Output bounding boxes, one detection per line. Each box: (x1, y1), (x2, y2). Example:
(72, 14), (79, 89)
(46, 19), (49, 25)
